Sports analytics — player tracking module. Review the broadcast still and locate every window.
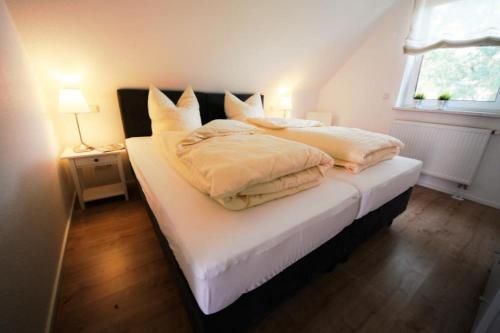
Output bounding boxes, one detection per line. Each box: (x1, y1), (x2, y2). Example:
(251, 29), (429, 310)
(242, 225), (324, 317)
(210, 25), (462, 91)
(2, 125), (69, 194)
(416, 47), (500, 102)
(398, 0), (500, 115)
(398, 47), (500, 114)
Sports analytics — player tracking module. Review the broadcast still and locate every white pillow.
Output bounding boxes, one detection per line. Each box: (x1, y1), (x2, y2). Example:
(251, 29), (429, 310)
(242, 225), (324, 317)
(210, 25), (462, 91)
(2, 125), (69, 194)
(148, 85), (202, 133)
(224, 91), (264, 121)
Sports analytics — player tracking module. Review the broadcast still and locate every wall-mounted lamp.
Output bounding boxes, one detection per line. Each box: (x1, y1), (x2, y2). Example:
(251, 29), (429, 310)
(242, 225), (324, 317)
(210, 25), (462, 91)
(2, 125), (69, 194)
(280, 94), (293, 119)
(58, 89), (97, 152)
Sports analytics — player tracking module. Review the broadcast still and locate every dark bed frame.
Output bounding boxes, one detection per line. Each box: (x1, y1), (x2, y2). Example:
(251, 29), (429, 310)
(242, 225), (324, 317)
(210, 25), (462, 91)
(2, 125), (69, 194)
(117, 88), (413, 333)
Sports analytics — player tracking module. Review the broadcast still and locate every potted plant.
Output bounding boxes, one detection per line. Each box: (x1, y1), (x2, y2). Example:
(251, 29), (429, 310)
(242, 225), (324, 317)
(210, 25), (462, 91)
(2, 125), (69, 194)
(438, 92), (451, 109)
(413, 93), (425, 108)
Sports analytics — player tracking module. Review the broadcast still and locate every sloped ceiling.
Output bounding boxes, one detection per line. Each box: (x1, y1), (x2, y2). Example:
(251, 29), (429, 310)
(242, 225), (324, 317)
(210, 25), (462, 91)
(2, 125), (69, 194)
(6, 0), (396, 145)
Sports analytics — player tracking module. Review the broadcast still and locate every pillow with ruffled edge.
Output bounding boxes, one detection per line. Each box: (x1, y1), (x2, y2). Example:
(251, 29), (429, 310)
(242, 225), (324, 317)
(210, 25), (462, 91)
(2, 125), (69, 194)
(148, 85), (202, 133)
(224, 91), (264, 121)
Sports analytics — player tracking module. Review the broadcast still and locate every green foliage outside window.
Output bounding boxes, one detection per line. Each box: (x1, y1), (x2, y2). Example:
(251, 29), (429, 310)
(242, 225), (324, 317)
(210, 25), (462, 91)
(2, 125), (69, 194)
(415, 46), (500, 102)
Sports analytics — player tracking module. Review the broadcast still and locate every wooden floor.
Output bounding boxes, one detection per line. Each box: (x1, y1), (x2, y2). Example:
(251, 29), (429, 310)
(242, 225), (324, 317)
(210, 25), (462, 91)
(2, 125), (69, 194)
(54, 186), (500, 333)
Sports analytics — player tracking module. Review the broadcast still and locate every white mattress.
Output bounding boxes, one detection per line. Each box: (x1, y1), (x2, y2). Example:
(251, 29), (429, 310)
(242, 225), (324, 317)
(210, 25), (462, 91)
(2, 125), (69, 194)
(328, 156), (422, 219)
(126, 137), (360, 315)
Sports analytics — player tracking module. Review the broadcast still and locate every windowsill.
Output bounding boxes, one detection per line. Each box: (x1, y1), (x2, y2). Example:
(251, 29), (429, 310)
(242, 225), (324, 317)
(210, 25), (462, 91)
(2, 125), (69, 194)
(393, 106), (500, 118)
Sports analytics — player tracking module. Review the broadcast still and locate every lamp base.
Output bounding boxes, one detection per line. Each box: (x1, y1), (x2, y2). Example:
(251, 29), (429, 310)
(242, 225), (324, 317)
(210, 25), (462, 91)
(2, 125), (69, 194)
(73, 143), (94, 153)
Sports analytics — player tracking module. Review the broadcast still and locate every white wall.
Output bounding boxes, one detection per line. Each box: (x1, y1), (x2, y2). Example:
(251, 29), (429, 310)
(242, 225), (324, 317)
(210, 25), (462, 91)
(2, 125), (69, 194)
(318, 0), (500, 209)
(0, 1), (74, 331)
(6, 0), (396, 149)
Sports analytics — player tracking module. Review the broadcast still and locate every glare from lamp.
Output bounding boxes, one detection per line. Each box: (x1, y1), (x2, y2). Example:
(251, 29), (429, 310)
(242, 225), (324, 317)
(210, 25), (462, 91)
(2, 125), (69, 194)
(58, 89), (95, 153)
(280, 95), (293, 118)
(51, 71), (83, 85)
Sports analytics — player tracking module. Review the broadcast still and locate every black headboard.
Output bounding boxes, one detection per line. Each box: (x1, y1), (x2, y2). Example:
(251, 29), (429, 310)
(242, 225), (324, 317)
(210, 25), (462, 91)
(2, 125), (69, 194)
(117, 88), (263, 138)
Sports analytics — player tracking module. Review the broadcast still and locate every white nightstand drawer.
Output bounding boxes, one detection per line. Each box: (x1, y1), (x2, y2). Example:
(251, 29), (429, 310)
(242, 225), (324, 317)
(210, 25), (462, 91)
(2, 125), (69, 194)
(74, 154), (117, 167)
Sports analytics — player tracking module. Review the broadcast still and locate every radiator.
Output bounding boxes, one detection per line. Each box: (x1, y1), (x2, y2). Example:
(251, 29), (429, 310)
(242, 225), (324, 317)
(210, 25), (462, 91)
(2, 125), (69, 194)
(390, 120), (491, 185)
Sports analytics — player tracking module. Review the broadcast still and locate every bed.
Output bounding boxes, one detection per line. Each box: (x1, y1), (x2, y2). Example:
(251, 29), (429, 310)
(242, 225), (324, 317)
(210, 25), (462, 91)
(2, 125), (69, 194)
(117, 88), (419, 332)
(127, 136), (359, 314)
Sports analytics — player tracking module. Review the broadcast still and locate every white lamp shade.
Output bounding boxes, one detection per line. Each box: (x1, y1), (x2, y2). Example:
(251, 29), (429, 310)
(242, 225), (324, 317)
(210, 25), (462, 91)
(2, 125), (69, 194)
(58, 89), (91, 114)
(280, 95), (292, 111)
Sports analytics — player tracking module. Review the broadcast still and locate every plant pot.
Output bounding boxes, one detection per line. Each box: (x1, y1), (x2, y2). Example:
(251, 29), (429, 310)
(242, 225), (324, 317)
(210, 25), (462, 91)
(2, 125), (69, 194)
(414, 100), (423, 108)
(438, 100), (448, 109)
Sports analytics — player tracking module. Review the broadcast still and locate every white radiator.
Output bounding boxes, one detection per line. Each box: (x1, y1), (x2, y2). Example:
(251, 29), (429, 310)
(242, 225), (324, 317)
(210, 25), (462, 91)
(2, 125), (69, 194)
(390, 120), (491, 185)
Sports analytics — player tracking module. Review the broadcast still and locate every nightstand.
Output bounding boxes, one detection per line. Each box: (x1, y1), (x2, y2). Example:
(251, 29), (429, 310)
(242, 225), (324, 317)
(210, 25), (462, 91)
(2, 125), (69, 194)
(61, 148), (129, 209)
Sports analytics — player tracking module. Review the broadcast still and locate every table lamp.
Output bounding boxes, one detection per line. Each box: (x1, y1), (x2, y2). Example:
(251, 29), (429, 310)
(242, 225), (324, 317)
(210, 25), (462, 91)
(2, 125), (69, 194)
(280, 94), (293, 119)
(59, 88), (96, 152)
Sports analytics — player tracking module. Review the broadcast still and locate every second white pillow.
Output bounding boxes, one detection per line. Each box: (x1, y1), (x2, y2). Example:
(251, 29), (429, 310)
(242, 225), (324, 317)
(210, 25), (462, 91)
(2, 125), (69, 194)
(148, 85), (202, 134)
(224, 91), (264, 121)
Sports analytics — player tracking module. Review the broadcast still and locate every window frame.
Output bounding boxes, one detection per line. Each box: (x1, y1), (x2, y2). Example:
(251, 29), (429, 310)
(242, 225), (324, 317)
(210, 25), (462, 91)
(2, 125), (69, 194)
(397, 51), (500, 115)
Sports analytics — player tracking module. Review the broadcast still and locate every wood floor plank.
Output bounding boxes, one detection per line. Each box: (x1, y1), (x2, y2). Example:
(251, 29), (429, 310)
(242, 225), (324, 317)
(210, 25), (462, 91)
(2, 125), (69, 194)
(54, 186), (500, 332)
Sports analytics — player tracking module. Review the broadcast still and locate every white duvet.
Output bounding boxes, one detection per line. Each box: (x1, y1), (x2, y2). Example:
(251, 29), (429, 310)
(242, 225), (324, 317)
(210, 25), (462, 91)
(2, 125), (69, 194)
(247, 117), (404, 173)
(157, 120), (333, 210)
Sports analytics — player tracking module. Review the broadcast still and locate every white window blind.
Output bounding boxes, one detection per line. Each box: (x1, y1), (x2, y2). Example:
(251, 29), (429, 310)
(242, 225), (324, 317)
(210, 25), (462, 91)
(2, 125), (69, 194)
(404, 0), (500, 54)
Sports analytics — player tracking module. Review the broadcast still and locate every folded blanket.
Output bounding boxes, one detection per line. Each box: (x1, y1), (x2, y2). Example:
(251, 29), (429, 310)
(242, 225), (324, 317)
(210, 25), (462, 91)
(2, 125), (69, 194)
(247, 117), (323, 129)
(247, 117), (404, 173)
(158, 120), (333, 210)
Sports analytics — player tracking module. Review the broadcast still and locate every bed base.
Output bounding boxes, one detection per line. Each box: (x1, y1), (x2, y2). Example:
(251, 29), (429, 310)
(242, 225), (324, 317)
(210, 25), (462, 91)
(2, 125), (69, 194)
(139, 185), (413, 333)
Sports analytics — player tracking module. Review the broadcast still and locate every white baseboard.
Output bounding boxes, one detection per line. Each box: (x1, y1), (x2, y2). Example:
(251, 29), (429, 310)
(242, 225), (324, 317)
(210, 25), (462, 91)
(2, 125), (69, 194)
(45, 191), (76, 333)
(418, 179), (500, 210)
(461, 193), (500, 210)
